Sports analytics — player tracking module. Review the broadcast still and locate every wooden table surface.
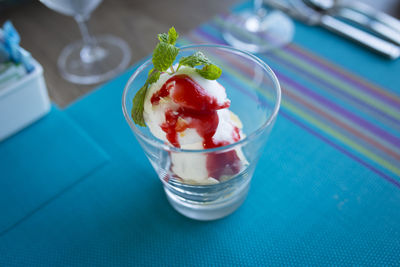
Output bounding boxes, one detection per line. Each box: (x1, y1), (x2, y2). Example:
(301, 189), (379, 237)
(1, 0), (399, 107)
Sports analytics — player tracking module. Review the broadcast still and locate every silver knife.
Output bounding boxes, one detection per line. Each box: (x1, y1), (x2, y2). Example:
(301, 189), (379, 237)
(320, 15), (400, 59)
(335, 8), (400, 46)
(339, 1), (400, 33)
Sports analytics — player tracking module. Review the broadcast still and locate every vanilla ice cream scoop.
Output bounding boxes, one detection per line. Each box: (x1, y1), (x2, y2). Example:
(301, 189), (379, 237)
(143, 66), (246, 184)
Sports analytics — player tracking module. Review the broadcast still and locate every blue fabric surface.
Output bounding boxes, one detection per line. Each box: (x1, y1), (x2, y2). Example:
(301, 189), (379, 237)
(0, 106), (109, 234)
(1, 2), (400, 266)
(0, 79), (399, 265)
(0, 66), (399, 266)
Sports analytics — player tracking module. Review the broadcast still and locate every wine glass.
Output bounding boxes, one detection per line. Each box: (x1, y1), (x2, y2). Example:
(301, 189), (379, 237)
(223, 0), (294, 53)
(40, 0), (131, 84)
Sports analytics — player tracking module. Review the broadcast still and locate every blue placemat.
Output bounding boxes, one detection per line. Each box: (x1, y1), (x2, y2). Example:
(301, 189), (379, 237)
(1, 1), (400, 266)
(1, 91), (399, 266)
(0, 106), (109, 234)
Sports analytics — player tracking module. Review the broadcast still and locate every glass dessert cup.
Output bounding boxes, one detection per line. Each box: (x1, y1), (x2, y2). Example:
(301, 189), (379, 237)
(122, 45), (281, 220)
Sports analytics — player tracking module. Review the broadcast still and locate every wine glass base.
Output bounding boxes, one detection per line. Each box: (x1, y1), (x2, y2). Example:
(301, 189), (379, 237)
(223, 10), (294, 53)
(58, 35), (131, 84)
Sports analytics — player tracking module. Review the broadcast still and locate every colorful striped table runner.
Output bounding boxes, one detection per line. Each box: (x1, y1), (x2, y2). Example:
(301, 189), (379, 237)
(179, 11), (400, 188)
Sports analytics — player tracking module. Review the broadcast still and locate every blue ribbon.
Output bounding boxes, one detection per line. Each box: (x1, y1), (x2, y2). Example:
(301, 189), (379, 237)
(0, 21), (34, 73)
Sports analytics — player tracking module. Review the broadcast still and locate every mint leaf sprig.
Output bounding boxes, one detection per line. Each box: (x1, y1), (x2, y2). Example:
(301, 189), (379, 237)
(178, 51), (211, 68)
(131, 68), (160, 126)
(153, 27), (179, 73)
(195, 64), (222, 80)
(178, 51), (222, 80)
(131, 27), (178, 127)
(131, 27), (223, 127)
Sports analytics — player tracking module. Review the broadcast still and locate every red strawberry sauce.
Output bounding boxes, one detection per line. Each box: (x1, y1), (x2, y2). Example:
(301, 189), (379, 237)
(151, 74), (242, 180)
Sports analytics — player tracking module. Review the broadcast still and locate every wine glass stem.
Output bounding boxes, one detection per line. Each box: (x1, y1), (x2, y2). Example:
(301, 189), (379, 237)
(74, 15), (101, 63)
(253, 0), (268, 18)
(246, 0), (268, 32)
(75, 15), (94, 46)
(253, 0), (262, 13)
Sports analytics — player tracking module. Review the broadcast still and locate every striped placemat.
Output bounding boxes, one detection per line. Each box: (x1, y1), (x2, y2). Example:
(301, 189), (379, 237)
(178, 13), (400, 189)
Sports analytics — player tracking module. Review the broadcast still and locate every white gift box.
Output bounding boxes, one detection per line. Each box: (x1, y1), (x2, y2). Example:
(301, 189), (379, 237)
(0, 59), (50, 141)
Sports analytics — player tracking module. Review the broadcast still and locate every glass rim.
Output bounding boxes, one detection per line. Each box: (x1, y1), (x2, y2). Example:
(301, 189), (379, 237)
(122, 44), (281, 153)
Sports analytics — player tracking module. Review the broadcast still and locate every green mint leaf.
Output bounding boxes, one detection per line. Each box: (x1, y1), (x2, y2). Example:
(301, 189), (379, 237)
(196, 64), (222, 80)
(179, 51), (211, 68)
(167, 27), (178, 45)
(131, 69), (161, 127)
(152, 42), (179, 71)
(158, 33), (168, 43)
(147, 68), (161, 84)
(131, 85), (148, 127)
(158, 27), (178, 44)
(131, 27), (180, 127)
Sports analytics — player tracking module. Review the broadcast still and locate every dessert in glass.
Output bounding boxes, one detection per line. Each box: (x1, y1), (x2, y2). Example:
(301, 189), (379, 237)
(122, 28), (281, 220)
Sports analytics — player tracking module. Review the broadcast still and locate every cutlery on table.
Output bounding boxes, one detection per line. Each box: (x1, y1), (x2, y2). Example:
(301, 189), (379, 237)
(263, 0), (400, 59)
(303, 0), (400, 46)
(339, 1), (400, 33)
